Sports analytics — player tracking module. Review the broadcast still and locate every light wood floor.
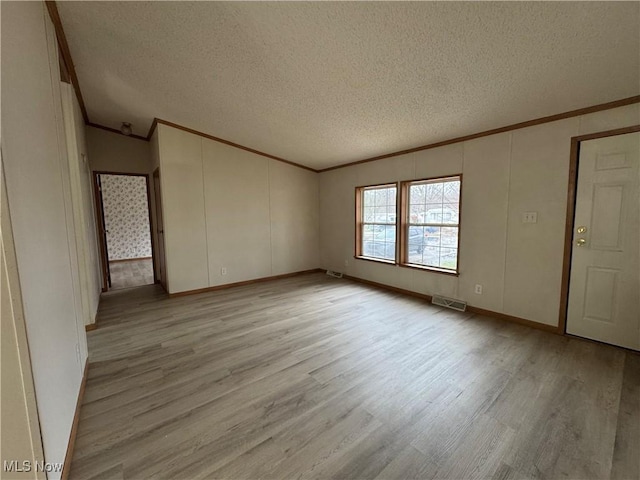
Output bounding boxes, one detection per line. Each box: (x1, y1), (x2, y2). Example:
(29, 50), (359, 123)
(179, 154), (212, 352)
(109, 258), (154, 290)
(71, 273), (639, 480)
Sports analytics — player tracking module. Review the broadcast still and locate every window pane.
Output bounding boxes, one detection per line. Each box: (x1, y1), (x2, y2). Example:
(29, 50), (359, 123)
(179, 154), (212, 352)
(387, 207), (396, 223)
(410, 184), (425, 205)
(373, 206), (385, 223)
(407, 226), (424, 264)
(425, 204), (443, 223)
(363, 187), (396, 218)
(362, 237), (395, 261)
(359, 185), (397, 261)
(409, 203), (426, 222)
(387, 188), (396, 207)
(362, 239), (375, 258)
(385, 225), (396, 243)
(405, 176), (460, 271)
(425, 226), (441, 247)
(379, 205), (396, 223)
(382, 242), (396, 261)
(369, 225), (395, 260)
(363, 223), (376, 240)
(422, 246), (440, 267)
(374, 189), (387, 206)
(425, 182), (443, 203)
(440, 248), (458, 270)
(363, 206), (375, 223)
(441, 227), (458, 247)
(443, 180), (461, 203)
(363, 189), (375, 206)
(442, 204), (459, 224)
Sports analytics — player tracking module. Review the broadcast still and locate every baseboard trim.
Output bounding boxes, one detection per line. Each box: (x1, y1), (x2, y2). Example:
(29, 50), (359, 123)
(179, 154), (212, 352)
(85, 311), (98, 331)
(342, 274), (559, 334)
(465, 305), (559, 334)
(168, 268), (324, 298)
(109, 256), (152, 263)
(61, 359), (89, 480)
(343, 274), (433, 302)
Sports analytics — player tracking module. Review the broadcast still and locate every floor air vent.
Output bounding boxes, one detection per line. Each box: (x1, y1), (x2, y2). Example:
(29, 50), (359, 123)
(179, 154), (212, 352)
(326, 270), (343, 278)
(432, 295), (467, 312)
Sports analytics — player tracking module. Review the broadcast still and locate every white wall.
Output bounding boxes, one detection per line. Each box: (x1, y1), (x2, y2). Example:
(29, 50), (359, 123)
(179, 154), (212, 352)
(319, 104), (640, 327)
(86, 125), (151, 174)
(61, 82), (102, 325)
(157, 125), (208, 292)
(202, 135), (271, 285)
(157, 123), (320, 293)
(1, 165), (46, 480)
(1, 2), (89, 476)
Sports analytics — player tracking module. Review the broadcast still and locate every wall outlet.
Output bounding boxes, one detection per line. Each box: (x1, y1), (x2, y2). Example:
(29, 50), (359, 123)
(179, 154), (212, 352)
(221, 267), (227, 275)
(523, 212), (538, 224)
(344, 259), (349, 267)
(474, 284), (483, 295)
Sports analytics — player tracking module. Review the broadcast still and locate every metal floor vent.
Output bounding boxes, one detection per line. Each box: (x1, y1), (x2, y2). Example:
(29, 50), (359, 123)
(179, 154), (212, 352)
(326, 270), (343, 279)
(432, 295), (467, 312)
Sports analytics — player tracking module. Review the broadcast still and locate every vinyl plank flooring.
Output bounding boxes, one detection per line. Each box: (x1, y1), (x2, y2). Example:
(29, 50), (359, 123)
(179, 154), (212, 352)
(374, 444), (439, 480)
(610, 352), (640, 480)
(70, 273), (637, 479)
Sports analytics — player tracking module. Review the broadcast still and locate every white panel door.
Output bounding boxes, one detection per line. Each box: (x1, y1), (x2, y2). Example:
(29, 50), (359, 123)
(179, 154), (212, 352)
(567, 132), (639, 350)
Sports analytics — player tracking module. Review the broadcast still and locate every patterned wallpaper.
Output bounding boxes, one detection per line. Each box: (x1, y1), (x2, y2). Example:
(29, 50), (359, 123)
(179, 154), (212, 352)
(101, 174), (152, 260)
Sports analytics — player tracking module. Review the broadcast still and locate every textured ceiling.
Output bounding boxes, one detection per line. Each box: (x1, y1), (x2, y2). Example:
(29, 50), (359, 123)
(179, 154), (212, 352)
(57, 1), (639, 170)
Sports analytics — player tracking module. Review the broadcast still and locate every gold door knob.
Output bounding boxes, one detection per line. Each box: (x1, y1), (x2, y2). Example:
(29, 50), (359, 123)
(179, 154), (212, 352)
(577, 226), (587, 234)
(576, 238), (586, 246)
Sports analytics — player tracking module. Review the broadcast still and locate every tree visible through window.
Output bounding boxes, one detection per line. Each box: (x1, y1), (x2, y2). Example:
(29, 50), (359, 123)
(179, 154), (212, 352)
(403, 176), (461, 271)
(357, 184), (397, 261)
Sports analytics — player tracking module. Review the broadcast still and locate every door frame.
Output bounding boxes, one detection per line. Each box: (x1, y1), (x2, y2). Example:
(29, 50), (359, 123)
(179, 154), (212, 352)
(152, 167), (167, 290)
(92, 171), (158, 291)
(558, 124), (640, 335)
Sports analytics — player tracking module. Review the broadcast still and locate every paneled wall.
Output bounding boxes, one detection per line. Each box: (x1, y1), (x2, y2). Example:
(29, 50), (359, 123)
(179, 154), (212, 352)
(157, 125), (209, 292)
(86, 125), (151, 174)
(1, 2), (90, 476)
(1, 166), (46, 479)
(202, 137), (271, 285)
(100, 174), (152, 261)
(155, 124), (320, 294)
(319, 104), (640, 327)
(61, 83), (103, 326)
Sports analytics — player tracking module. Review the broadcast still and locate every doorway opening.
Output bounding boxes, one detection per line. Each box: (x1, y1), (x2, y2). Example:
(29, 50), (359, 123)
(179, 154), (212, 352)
(560, 126), (639, 351)
(94, 172), (156, 291)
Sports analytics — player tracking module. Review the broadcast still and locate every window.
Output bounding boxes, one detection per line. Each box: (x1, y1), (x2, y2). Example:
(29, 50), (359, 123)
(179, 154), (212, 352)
(355, 176), (461, 273)
(400, 176), (461, 273)
(355, 184), (398, 262)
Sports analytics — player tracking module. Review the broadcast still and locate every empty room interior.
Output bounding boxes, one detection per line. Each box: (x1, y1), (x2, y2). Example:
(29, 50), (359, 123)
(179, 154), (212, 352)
(2, 2), (639, 480)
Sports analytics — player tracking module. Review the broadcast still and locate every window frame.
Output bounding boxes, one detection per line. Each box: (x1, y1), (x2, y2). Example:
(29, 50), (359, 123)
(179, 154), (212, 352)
(354, 182), (399, 264)
(399, 175), (462, 275)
